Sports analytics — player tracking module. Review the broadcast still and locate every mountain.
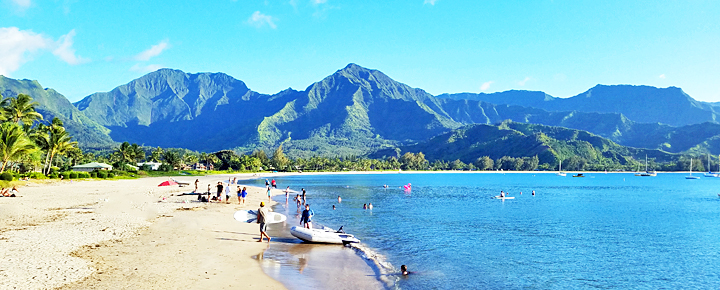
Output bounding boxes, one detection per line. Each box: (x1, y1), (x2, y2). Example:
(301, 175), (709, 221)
(73, 64), (468, 155)
(71, 65), (720, 157)
(0, 76), (113, 146)
(437, 90), (555, 109)
(438, 85), (719, 127)
(371, 121), (677, 166)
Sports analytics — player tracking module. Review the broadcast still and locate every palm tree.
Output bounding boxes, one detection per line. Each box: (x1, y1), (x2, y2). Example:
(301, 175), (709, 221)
(185, 154), (198, 167)
(113, 142), (134, 164)
(151, 147), (164, 162)
(2, 94), (43, 125)
(0, 122), (37, 173)
(207, 154), (220, 170)
(40, 121), (77, 174)
(130, 143), (145, 163)
(162, 150), (183, 171)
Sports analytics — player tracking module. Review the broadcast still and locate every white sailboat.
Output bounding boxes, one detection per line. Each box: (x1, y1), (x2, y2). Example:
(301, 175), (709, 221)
(556, 159), (566, 176)
(640, 155), (656, 176)
(686, 158), (700, 179)
(704, 153), (717, 177)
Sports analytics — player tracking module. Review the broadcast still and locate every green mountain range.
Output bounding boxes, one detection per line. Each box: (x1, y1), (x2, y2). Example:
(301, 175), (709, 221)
(371, 121), (677, 167)
(0, 76), (113, 147)
(1, 63), (720, 160)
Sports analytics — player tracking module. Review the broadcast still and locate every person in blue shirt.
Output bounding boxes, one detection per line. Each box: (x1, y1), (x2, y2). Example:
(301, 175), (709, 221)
(300, 204), (314, 229)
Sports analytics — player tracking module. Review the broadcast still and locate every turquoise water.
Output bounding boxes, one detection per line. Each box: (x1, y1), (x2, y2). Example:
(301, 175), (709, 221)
(253, 173), (720, 289)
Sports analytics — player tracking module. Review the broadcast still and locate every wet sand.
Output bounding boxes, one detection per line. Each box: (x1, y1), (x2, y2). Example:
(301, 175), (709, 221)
(259, 199), (386, 290)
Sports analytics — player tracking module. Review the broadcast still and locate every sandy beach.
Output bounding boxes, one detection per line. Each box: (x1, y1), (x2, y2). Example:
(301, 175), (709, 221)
(0, 174), (287, 290)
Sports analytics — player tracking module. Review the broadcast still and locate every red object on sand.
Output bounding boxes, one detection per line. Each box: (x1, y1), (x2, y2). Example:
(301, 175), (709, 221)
(158, 180), (178, 187)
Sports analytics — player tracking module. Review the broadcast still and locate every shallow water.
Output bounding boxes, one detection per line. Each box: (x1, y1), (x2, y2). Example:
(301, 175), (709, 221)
(253, 173), (720, 289)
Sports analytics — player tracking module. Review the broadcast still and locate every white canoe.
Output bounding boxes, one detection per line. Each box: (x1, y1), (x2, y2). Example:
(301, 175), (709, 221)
(290, 226), (360, 244)
(492, 196), (515, 200)
(233, 210), (287, 224)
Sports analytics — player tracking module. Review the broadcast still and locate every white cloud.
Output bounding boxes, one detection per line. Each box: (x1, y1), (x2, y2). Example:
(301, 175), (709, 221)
(11, 0), (31, 8)
(480, 81), (494, 91)
(289, 0), (298, 7)
(0, 27), (50, 76)
(52, 29), (89, 65)
(247, 11), (277, 29)
(130, 63), (164, 73)
(134, 40), (170, 61)
(659, 74), (666, 79)
(518, 77), (531, 86)
(424, 0), (438, 5)
(0, 27), (88, 75)
(311, 0), (327, 4)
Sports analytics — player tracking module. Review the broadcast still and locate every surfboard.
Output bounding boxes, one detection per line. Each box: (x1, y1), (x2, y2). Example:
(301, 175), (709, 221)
(233, 210), (287, 224)
(492, 196), (515, 200)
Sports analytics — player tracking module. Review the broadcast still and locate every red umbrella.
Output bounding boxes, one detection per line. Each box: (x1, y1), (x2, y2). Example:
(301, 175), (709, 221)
(158, 180), (178, 187)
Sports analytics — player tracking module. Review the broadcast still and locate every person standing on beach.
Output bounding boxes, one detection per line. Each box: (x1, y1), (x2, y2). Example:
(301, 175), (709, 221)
(285, 186), (290, 202)
(300, 204), (314, 229)
(301, 188), (307, 204)
(225, 183), (231, 204)
(271, 179), (277, 188)
(194, 179), (199, 193)
(266, 186), (272, 201)
(216, 182), (224, 202)
(237, 186), (243, 204)
(241, 187), (248, 205)
(257, 202), (271, 243)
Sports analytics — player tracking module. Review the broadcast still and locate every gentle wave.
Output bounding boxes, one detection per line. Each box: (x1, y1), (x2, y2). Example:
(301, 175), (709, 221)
(348, 242), (401, 290)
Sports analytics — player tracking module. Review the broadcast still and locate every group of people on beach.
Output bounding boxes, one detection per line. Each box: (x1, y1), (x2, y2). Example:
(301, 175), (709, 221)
(192, 178), (251, 204)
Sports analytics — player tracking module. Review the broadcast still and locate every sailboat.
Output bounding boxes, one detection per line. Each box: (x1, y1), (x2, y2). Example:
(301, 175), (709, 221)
(686, 158), (700, 179)
(640, 155), (656, 176)
(704, 153), (717, 177)
(556, 160), (566, 176)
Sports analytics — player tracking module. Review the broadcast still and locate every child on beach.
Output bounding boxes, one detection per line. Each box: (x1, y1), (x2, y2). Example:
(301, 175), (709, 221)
(266, 186), (271, 201)
(240, 187), (248, 205)
(300, 204), (314, 229)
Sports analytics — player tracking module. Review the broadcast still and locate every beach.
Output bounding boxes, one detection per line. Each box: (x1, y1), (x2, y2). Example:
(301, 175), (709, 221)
(0, 174), (288, 290)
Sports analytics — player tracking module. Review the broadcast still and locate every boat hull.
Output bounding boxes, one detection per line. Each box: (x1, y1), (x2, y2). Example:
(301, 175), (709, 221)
(290, 226), (360, 244)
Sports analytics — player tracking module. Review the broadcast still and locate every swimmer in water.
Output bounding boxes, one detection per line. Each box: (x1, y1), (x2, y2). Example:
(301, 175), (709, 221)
(532, 190), (535, 196)
(332, 205), (336, 210)
(401, 265), (409, 276)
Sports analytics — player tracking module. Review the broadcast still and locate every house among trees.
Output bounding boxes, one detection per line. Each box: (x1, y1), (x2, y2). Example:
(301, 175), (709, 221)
(72, 162), (113, 172)
(137, 162), (162, 171)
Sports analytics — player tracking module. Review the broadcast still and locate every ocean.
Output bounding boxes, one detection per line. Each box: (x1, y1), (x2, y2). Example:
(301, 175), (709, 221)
(249, 172), (720, 289)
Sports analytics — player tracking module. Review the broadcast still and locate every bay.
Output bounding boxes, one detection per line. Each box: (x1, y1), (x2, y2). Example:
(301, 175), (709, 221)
(252, 173), (720, 289)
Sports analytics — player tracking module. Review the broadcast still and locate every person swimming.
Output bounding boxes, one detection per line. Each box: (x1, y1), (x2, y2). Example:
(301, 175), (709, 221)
(401, 265), (409, 276)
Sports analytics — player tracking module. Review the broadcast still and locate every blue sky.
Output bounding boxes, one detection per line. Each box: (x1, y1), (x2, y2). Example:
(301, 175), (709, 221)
(2, 0), (719, 102)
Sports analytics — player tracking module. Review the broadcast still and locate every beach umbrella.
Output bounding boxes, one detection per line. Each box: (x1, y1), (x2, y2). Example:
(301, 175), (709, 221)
(158, 180), (178, 187)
